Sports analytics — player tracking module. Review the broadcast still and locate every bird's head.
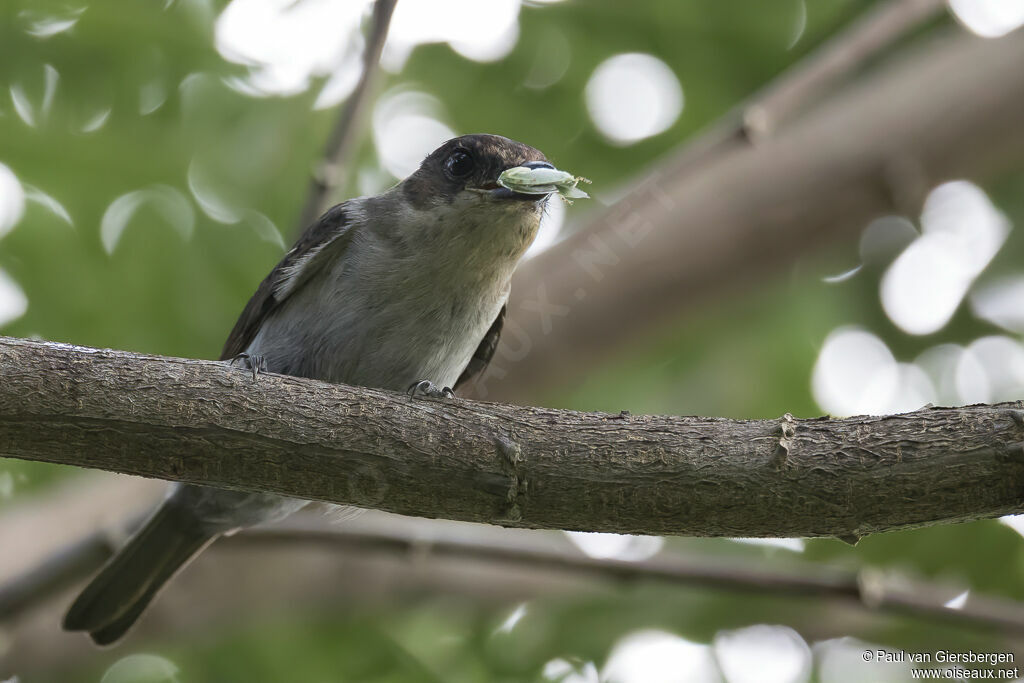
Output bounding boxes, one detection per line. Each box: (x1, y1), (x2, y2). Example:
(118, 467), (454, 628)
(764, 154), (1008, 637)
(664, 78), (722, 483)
(380, 134), (561, 268)
(402, 133), (554, 207)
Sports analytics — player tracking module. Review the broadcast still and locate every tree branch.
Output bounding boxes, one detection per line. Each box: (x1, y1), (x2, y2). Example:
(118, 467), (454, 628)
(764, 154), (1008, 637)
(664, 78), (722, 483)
(625, 0), (946, 187)
(7, 510), (1024, 636)
(477, 27), (1024, 402)
(293, 0), (398, 234)
(3, 336), (1024, 538)
(0, 531), (117, 621)
(236, 522), (1024, 635)
(741, 0), (947, 141)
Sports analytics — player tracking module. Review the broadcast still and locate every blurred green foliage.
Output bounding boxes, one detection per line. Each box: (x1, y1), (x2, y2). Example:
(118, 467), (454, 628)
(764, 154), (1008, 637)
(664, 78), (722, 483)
(5, 0), (1024, 681)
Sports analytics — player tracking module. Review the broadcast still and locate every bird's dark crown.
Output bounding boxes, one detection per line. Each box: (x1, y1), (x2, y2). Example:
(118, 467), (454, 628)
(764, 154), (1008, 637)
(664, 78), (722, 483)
(402, 134), (549, 207)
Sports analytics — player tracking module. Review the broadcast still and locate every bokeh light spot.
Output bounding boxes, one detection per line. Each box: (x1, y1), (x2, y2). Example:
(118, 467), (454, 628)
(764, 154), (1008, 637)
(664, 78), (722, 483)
(821, 265), (861, 284)
(139, 80), (168, 115)
(585, 53), (683, 145)
(815, 638), (910, 683)
(10, 64), (59, 129)
(24, 185), (73, 226)
(494, 603), (527, 634)
(314, 59), (363, 111)
(954, 336), (1024, 403)
(786, 1), (807, 49)
(79, 107), (112, 133)
(0, 268), (29, 327)
(859, 215), (917, 266)
(603, 630), (719, 683)
(880, 181), (1008, 335)
(564, 531), (664, 561)
(999, 515), (1024, 540)
(812, 328), (897, 416)
(187, 159), (243, 224)
(372, 90), (455, 179)
(714, 625), (811, 683)
(945, 590), (969, 609)
(101, 186), (195, 254)
(948, 0), (1024, 38)
(242, 210), (285, 250)
(384, 0), (522, 71)
(915, 344), (966, 405)
(526, 196), (566, 259)
(544, 658), (600, 683)
(813, 328), (939, 415)
(215, 0), (368, 97)
(0, 163), (26, 237)
(888, 363), (937, 414)
(970, 276), (1024, 334)
(20, 7), (86, 38)
(524, 27), (571, 90)
(731, 538), (805, 553)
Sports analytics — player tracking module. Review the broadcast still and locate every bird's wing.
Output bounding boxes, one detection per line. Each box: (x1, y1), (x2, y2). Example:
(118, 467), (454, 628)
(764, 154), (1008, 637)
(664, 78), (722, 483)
(454, 304), (506, 391)
(220, 204), (354, 361)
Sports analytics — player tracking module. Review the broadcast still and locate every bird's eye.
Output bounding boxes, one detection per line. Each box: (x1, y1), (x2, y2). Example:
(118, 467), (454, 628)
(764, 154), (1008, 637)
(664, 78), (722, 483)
(445, 150), (475, 178)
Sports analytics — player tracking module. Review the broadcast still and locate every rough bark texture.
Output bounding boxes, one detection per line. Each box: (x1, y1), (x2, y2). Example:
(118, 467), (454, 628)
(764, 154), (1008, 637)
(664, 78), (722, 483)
(477, 28), (1024, 403)
(2, 336), (1024, 538)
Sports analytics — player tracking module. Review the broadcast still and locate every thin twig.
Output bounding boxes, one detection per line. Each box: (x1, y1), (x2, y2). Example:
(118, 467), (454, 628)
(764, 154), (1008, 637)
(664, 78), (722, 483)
(664, 0), (947, 181)
(4, 514), (1024, 636)
(741, 0), (947, 140)
(293, 0), (399, 234)
(0, 532), (117, 620)
(237, 523), (1024, 635)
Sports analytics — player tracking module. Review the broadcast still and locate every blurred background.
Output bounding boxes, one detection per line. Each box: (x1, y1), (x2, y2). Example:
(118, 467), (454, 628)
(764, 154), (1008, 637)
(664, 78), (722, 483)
(3, 0), (1024, 681)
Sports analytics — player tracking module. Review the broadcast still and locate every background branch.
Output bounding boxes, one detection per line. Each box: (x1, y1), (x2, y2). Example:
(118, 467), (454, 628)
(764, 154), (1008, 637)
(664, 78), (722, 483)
(741, 0), (946, 141)
(4, 475), (1024, 671)
(6, 510), (1024, 635)
(477, 26), (1024, 403)
(630, 0), (947, 187)
(3, 336), (1024, 538)
(293, 0), (399, 234)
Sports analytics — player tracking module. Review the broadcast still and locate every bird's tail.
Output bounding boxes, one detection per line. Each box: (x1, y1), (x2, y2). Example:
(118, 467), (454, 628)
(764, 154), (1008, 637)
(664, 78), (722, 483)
(63, 501), (218, 646)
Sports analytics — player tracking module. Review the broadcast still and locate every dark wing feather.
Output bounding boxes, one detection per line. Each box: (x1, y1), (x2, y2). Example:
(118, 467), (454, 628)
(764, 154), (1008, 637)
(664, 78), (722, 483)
(453, 304), (506, 390)
(220, 204), (354, 360)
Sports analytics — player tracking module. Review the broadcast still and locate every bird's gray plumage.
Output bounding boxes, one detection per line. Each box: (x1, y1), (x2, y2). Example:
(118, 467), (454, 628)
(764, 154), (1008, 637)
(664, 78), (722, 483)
(64, 134), (552, 644)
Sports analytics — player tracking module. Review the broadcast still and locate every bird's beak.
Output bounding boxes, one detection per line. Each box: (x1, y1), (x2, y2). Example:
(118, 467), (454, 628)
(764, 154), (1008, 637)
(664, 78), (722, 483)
(470, 161), (590, 203)
(475, 161), (558, 201)
(487, 185), (552, 201)
(491, 161), (589, 202)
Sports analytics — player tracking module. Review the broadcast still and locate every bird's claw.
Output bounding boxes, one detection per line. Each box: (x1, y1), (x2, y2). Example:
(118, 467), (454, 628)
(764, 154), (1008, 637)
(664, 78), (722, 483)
(407, 379), (455, 400)
(229, 352), (267, 381)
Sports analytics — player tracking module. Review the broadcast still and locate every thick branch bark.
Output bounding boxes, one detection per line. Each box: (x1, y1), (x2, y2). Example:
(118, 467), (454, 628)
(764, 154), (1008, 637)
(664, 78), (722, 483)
(3, 337), (1024, 537)
(478, 28), (1024, 402)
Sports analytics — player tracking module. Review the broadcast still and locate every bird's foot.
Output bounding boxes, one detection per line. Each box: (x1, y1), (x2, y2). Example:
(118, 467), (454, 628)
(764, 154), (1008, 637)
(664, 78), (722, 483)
(407, 379), (455, 400)
(229, 352), (267, 381)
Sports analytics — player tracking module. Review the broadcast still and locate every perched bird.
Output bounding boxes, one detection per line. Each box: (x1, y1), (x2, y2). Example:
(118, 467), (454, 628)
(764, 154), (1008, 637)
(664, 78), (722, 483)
(64, 134), (564, 645)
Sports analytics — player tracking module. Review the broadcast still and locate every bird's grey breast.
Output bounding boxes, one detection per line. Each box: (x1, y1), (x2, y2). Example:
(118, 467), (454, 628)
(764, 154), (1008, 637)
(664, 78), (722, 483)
(245, 210), (509, 391)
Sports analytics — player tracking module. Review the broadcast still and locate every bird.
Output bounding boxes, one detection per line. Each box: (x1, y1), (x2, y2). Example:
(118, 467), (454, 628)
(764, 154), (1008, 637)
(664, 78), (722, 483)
(64, 133), (560, 645)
